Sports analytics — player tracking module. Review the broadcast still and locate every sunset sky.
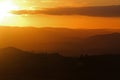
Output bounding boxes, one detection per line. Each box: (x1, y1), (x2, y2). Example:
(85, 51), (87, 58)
(0, 0), (120, 28)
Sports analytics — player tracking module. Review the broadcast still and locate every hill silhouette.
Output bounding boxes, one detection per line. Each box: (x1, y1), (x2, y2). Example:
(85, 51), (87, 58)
(0, 27), (120, 56)
(0, 47), (64, 61)
(0, 47), (120, 80)
(82, 32), (120, 55)
(0, 47), (78, 80)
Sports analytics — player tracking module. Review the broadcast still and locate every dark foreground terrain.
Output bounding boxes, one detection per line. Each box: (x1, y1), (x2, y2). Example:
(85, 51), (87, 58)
(0, 47), (120, 80)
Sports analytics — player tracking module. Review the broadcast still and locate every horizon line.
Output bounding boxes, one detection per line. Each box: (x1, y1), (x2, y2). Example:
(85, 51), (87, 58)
(0, 25), (120, 30)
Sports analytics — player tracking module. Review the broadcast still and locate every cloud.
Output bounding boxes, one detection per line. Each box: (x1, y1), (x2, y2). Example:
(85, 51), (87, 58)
(11, 5), (120, 17)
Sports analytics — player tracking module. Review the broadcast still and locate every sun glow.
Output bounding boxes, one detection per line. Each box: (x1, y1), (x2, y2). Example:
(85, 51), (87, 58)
(0, 0), (18, 21)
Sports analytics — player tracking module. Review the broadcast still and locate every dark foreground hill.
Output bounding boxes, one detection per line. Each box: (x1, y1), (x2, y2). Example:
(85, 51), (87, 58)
(0, 47), (120, 80)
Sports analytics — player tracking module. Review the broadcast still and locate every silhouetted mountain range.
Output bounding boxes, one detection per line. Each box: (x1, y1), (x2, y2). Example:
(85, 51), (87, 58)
(0, 27), (120, 56)
(82, 32), (120, 55)
(0, 46), (120, 80)
(0, 47), (63, 60)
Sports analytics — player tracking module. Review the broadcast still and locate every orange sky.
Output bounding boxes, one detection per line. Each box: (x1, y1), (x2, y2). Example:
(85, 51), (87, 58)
(0, 0), (120, 29)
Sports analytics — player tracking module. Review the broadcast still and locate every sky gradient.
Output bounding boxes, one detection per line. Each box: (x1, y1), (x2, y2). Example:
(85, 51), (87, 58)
(12, 0), (120, 9)
(0, 0), (120, 28)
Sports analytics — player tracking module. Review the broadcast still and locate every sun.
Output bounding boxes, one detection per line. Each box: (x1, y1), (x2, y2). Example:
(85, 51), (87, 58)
(0, 0), (18, 21)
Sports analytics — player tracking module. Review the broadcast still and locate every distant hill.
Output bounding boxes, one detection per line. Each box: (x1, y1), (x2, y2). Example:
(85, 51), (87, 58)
(0, 47), (29, 55)
(82, 33), (120, 55)
(0, 47), (66, 72)
(0, 27), (120, 56)
(7, 32), (119, 56)
(0, 47), (63, 59)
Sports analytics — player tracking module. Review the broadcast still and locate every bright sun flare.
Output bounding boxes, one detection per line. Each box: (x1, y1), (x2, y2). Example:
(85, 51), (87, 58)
(0, 0), (18, 21)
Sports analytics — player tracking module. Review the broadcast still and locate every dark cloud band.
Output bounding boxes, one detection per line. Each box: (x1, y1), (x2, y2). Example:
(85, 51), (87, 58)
(11, 5), (120, 17)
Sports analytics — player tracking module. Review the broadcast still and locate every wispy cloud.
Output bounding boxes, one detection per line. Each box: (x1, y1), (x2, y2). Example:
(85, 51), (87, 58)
(11, 5), (120, 17)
